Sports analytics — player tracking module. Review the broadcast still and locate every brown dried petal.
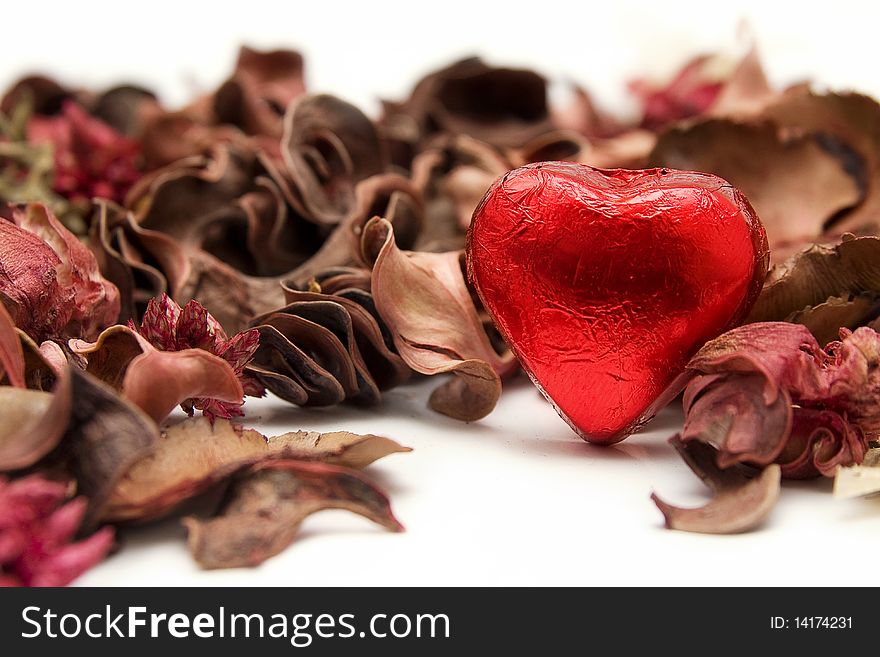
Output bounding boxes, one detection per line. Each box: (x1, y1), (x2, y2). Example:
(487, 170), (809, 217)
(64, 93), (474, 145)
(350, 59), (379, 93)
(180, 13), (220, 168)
(184, 460), (402, 570)
(90, 200), (190, 323)
(748, 235), (880, 329)
(90, 84), (160, 137)
(102, 417), (408, 522)
(248, 290), (409, 408)
(761, 89), (880, 237)
(649, 120), (861, 263)
(214, 46), (305, 138)
(1, 75), (71, 116)
(0, 365), (71, 471)
(411, 135), (510, 251)
(709, 46), (776, 118)
(783, 294), (880, 347)
(281, 94), (386, 226)
(363, 217), (513, 420)
(282, 173), (424, 289)
(282, 287), (409, 391)
(398, 57), (553, 148)
(0, 302), (25, 388)
(65, 367), (159, 528)
(651, 436), (781, 534)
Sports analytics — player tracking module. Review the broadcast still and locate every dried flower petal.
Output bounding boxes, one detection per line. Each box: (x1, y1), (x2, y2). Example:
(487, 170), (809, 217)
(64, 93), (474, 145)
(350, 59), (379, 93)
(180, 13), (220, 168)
(363, 217), (514, 420)
(27, 101), (141, 208)
(281, 94), (386, 226)
(651, 436), (781, 534)
(103, 417), (409, 522)
(1, 203), (120, 341)
(70, 323), (246, 423)
(390, 58), (554, 149)
(0, 365), (71, 472)
(184, 460), (402, 569)
(680, 322), (877, 479)
(631, 47), (774, 130)
(0, 303), (25, 388)
(65, 367), (160, 527)
(0, 475), (114, 586)
(248, 290), (410, 408)
(747, 236), (880, 339)
(214, 46), (305, 138)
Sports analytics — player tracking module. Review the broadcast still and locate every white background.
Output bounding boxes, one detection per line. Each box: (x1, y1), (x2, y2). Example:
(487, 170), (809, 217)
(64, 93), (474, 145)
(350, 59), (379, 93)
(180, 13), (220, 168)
(7, 0), (878, 586)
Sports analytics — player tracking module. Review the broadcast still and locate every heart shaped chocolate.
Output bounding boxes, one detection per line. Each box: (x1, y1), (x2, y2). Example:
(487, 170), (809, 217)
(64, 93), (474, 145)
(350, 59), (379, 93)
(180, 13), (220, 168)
(467, 162), (769, 444)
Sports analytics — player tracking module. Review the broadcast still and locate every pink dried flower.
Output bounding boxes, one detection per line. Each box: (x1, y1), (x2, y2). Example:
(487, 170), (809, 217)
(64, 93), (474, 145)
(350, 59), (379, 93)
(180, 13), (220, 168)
(0, 203), (120, 342)
(683, 322), (877, 479)
(629, 55), (724, 130)
(130, 293), (265, 420)
(0, 475), (113, 587)
(27, 101), (141, 206)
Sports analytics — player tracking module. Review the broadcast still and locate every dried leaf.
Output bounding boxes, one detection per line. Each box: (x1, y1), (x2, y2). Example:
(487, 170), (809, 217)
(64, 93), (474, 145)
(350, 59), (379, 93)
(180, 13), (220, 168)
(184, 460), (402, 569)
(281, 94), (386, 225)
(363, 217), (513, 420)
(214, 46), (305, 138)
(103, 417), (409, 522)
(651, 436), (781, 534)
(65, 367), (159, 527)
(0, 302), (25, 388)
(0, 365), (71, 471)
(393, 57), (553, 149)
(748, 236), (880, 329)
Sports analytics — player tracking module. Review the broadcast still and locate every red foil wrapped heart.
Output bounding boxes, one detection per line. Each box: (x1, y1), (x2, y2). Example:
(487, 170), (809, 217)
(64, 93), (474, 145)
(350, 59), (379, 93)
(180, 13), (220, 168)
(467, 162), (769, 444)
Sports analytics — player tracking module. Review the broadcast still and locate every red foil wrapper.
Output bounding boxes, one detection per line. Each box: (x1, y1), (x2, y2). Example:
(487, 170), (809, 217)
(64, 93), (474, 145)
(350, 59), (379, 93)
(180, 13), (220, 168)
(467, 162), (769, 444)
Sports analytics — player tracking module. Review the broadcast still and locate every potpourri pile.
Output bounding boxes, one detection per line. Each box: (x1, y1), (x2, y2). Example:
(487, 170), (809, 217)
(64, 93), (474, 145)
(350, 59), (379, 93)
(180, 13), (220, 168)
(2, 45), (880, 586)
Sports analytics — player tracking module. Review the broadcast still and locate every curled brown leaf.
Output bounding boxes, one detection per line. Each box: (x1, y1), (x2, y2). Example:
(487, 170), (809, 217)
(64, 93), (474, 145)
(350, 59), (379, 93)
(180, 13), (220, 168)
(363, 217), (514, 421)
(102, 417), (409, 522)
(184, 460), (402, 569)
(651, 436), (781, 534)
(748, 236), (880, 341)
(281, 94), (386, 226)
(65, 367), (160, 528)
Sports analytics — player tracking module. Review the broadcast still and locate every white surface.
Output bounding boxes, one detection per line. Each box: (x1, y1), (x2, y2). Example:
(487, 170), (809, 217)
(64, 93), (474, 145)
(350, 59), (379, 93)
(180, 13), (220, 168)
(6, 0), (877, 586)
